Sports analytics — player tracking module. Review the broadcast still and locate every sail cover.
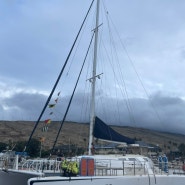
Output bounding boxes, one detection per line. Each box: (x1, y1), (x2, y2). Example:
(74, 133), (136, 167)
(94, 117), (135, 144)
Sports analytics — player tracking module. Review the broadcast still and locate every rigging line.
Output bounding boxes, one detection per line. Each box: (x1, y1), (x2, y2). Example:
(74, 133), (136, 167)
(108, 14), (163, 125)
(101, 37), (135, 126)
(97, 4), (133, 126)
(97, 42), (122, 126)
(101, 9), (135, 126)
(78, 59), (91, 144)
(96, 48), (120, 141)
(65, 11), (91, 77)
(104, 10), (136, 126)
(23, 0), (95, 152)
(97, 33), (118, 125)
(96, 31), (114, 122)
(49, 33), (95, 157)
(105, 11), (122, 124)
(79, 81), (90, 121)
(79, 49), (92, 122)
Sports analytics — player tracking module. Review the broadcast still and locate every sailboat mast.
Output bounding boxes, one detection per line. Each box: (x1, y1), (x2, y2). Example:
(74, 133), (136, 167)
(88, 0), (100, 155)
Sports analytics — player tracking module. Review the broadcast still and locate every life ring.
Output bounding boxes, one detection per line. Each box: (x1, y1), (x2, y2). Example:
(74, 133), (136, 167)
(182, 164), (185, 171)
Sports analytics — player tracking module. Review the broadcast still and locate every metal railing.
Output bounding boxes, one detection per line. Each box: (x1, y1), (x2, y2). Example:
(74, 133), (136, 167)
(94, 159), (151, 176)
(20, 159), (61, 172)
(1, 155), (185, 176)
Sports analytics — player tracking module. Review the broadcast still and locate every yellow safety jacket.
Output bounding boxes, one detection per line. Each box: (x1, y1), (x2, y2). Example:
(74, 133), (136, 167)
(61, 160), (68, 170)
(71, 161), (79, 175)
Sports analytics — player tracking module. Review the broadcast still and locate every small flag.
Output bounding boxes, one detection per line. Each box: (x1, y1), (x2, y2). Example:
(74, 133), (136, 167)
(44, 119), (51, 124)
(48, 104), (55, 108)
(40, 137), (45, 142)
(49, 112), (53, 115)
(57, 91), (61, 96)
(55, 98), (58, 103)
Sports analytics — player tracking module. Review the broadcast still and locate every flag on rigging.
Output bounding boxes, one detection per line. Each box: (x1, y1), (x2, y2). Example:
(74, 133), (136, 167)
(39, 137), (45, 142)
(44, 119), (51, 124)
(48, 104), (55, 108)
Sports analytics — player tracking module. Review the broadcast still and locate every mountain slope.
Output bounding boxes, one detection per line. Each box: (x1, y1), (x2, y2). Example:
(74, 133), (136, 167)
(0, 121), (184, 151)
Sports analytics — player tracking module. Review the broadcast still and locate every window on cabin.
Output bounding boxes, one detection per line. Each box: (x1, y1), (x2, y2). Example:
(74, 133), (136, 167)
(128, 158), (136, 161)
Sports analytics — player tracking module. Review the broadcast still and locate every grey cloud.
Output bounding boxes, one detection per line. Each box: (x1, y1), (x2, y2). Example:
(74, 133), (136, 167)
(1, 90), (185, 135)
(1, 92), (46, 120)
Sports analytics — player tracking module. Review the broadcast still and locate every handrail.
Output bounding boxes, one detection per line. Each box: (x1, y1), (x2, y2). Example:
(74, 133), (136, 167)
(1, 155), (185, 176)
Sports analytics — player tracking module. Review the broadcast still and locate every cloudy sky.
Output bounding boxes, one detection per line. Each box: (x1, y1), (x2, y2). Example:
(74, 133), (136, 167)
(1, 0), (185, 135)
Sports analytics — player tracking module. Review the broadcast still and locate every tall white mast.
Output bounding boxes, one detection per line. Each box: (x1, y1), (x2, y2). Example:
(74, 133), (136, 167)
(88, 0), (100, 155)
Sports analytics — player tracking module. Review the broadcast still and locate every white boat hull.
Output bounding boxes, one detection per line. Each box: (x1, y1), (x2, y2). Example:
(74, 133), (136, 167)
(28, 175), (185, 185)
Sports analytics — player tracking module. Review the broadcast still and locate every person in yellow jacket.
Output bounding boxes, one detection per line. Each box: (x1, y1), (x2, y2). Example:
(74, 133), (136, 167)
(66, 161), (72, 175)
(71, 161), (79, 176)
(61, 159), (68, 176)
(66, 161), (79, 176)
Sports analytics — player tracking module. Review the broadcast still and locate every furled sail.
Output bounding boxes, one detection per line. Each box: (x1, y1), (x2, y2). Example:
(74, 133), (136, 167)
(94, 117), (135, 144)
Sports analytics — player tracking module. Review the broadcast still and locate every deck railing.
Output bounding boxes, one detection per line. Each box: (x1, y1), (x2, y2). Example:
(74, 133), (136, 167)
(1, 155), (185, 176)
(94, 159), (151, 176)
